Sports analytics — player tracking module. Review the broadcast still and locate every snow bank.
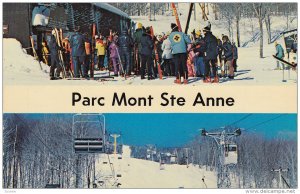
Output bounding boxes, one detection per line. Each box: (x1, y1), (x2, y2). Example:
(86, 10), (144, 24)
(95, 145), (217, 188)
(3, 38), (49, 85)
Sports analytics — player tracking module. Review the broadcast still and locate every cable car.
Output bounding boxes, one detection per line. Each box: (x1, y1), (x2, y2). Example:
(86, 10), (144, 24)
(170, 154), (177, 164)
(72, 114), (106, 154)
(224, 143), (238, 165)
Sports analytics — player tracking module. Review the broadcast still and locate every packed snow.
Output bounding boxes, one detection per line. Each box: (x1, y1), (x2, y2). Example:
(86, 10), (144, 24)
(94, 145), (217, 188)
(3, 3), (297, 86)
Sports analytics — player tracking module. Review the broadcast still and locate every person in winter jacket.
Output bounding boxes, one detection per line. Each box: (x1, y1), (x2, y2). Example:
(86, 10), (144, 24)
(275, 41), (285, 70)
(109, 35), (120, 76)
(217, 38), (223, 68)
(222, 35), (234, 79)
(41, 40), (50, 66)
(49, 30), (62, 80)
(203, 25), (218, 83)
(140, 27), (155, 80)
(62, 36), (71, 77)
(162, 31), (174, 76)
(95, 36), (106, 70)
(117, 29), (133, 77)
(70, 26), (87, 78)
(192, 30), (206, 78)
(133, 23), (144, 74)
(169, 23), (191, 84)
(232, 42), (238, 72)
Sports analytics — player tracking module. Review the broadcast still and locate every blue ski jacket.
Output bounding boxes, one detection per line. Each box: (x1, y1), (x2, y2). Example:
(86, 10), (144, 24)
(70, 32), (86, 57)
(276, 44), (284, 59)
(169, 31), (191, 54)
(222, 41), (233, 61)
(140, 33), (153, 56)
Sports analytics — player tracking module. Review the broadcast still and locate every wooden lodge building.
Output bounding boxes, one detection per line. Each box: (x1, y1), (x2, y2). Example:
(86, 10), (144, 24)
(3, 3), (131, 59)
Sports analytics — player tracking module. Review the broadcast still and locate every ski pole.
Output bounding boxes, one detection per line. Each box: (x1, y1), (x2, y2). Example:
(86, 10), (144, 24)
(116, 48), (126, 80)
(282, 63), (286, 82)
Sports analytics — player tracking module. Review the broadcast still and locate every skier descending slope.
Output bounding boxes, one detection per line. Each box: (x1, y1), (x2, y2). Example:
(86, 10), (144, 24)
(70, 26), (87, 78)
(169, 23), (191, 84)
(49, 30), (62, 80)
(202, 25), (218, 83)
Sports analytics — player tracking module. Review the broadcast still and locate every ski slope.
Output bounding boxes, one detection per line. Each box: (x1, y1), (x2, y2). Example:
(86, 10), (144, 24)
(3, 3), (297, 86)
(94, 145), (217, 188)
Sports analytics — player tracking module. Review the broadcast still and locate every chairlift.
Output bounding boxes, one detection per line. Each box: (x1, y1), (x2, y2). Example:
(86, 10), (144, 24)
(72, 114), (106, 154)
(224, 143), (238, 165)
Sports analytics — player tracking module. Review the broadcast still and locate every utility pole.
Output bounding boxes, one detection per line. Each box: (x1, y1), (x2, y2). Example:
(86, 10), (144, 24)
(201, 128), (241, 188)
(271, 167), (290, 188)
(110, 134), (120, 156)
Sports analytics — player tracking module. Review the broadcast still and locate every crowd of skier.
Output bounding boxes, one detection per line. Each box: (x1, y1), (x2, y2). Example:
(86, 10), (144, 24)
(44, 22), (238, 84)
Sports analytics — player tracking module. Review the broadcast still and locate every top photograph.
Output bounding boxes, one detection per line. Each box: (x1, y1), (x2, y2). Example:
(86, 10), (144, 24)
(3, 3), (298, 85)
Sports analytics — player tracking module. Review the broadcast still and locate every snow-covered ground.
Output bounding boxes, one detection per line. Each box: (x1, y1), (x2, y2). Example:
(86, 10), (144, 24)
(3, 3), (297, 86)
(94, 145), (217, 188)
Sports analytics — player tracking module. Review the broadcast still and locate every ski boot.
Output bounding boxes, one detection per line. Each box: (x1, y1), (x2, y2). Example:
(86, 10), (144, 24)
(148, 76), (154, 80)
(212, 76), (219, 83)
(183, 79), (188, 84)
(203, 77), (211, 83)
(174, 79), (181, 84)
(228, 75), (234, 80)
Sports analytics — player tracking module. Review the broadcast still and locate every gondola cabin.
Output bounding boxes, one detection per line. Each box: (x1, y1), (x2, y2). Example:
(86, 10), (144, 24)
(170, 154), (177, 164)
(224, 143), (238, 165)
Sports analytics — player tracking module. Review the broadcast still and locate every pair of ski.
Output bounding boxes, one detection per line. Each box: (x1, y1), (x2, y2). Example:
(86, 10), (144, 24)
(53, 28), (74, 79)
(29, 36), (43, 71)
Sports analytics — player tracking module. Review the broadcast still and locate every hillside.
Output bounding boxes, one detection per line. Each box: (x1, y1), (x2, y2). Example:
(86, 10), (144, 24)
(94, 145), (217, 188)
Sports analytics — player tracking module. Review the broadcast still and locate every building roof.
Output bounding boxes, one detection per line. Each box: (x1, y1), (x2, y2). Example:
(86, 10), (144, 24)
(93, 3), (130, 19)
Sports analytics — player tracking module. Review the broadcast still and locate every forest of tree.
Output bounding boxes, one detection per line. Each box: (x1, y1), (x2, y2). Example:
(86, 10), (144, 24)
(3, 114), (97, 188)
(110, 3), (297, 58)
(131, 128), (297, 189)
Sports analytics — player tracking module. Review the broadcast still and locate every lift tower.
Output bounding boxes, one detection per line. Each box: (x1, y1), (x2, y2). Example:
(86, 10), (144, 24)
(201, 128), (241, 188)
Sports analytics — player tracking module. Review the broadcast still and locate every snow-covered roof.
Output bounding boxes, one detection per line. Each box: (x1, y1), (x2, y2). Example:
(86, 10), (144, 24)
(93, 3), (130, 19)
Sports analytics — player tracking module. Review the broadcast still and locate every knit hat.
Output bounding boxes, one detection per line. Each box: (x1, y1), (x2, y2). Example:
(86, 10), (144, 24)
(137, 22), (143, 29)
(203, 26), (211, 32)
(145, 26), (151, 34)
(171, 23), (177, 30)
(195, 30), (201, 36)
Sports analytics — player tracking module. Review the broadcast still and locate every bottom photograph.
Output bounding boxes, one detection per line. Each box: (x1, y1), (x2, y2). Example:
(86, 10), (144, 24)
(2, 113), (297, 189)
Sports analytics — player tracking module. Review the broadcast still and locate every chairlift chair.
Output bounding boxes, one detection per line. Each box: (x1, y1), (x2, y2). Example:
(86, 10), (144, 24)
(72, 114), (106, 154)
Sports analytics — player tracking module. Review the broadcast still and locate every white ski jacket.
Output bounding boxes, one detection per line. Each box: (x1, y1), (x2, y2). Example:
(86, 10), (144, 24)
(162, 39), (173, 59)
